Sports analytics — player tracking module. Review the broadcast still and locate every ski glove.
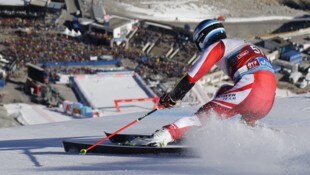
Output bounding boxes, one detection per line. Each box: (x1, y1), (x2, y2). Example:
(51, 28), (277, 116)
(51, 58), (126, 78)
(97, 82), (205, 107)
(159, 93), (177, 108)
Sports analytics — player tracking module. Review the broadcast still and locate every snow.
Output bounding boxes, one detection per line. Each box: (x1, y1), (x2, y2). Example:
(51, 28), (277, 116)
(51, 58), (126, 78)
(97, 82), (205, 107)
(72, 72), (156, 116)
(1, 1), (309, 174)
(73, 72), (148, 108)
(119, 0), (221, 22)
(275, 88), (296, 97)
(4, 103), (72, 125)
(278, 28), (310, 39)
(0, 0), (25, 6)
(0, 94), (310, 174)
(114, 1), (307, 23)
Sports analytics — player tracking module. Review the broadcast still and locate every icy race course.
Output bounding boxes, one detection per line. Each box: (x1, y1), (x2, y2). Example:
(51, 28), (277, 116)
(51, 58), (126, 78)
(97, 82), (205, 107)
(0, 94), (309, 175)
(186, 94), (310, 175)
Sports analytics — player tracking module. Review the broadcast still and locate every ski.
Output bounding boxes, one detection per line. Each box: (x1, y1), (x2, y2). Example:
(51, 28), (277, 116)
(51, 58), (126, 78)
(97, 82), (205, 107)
(104, 132), (185, 145)
(62, 138), (191, 155)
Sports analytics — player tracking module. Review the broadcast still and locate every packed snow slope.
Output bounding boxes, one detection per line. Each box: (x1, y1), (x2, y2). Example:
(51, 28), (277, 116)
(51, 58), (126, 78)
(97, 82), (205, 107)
(102, 0), (308, 22)
(0, 94), (309, 175)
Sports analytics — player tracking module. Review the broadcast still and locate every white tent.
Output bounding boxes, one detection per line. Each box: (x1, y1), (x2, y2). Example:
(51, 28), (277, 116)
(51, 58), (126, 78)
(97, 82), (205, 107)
(61, 28), (82, 37)
(69, 30), (76, 37)
(76, 31), (82, 36)
(61, 28), (70, 36)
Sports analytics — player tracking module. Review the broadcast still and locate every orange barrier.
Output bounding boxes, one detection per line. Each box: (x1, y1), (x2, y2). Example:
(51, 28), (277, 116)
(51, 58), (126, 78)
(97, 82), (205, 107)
(114, 97), (159, 112)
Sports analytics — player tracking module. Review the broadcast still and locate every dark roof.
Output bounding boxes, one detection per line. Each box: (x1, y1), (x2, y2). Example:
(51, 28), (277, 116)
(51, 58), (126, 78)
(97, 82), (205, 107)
(47, 2), (64, 10)
(265, 36), (292, 47)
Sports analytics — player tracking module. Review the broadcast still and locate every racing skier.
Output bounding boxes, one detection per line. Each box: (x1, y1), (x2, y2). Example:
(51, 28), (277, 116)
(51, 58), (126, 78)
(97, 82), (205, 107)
(130, 19), (277, 147)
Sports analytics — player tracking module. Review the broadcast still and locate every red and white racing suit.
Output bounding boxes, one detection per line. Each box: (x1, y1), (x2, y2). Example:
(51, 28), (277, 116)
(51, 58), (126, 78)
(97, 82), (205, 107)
(165, 39), (277, 140)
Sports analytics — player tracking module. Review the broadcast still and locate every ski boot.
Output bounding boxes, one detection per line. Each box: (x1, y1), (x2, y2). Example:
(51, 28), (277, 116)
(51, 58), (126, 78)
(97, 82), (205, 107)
(129, 128), (174, 147)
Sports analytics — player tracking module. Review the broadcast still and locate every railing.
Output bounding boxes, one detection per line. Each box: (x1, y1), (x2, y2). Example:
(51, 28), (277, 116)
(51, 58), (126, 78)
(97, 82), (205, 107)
(114, 97), (159, 112)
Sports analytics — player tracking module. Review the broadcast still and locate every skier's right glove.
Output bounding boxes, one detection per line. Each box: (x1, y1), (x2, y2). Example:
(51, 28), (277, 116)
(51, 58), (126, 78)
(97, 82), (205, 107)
(158, 93), (177, 109)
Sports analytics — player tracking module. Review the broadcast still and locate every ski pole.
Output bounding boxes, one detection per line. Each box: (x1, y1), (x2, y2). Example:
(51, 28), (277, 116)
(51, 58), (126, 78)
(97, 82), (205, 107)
(80, 108), (158, 155)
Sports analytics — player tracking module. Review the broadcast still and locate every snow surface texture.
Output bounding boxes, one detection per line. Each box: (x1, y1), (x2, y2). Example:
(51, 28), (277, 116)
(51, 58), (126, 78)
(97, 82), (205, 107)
(0, 94), (309, 174)
(0, 1), (308, 174)
(187, 116), (309, 175)
(0, 0), (24, 6)
(72, 73), (153, 110)
(107, 0), (307, 22)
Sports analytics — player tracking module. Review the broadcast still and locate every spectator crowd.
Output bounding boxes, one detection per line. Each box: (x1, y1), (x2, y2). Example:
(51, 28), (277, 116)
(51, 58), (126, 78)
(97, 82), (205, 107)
(0, 17), (198, 96)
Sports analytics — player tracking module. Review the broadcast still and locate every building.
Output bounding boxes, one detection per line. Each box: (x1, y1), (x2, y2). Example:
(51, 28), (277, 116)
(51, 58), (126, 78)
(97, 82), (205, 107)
(280, 50), (302, 63)
(27, 63), (48, 84)
(263, 37), (293, 52)
(47, 1), (65, 14)
(256, 36), (304, 72)
(273, 59), (299, 73)
(258, 46), (279, 62)
(91, 3), (105, 24)
(78, 18), (94, 26)
(89, 16), (138, 39)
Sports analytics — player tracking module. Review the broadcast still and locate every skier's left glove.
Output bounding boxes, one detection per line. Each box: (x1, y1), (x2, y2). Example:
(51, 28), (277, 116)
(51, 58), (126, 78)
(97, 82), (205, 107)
(158, 93), (177, 108)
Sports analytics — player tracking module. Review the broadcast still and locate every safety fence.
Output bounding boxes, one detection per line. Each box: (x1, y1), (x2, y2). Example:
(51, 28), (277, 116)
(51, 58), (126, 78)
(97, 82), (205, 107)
(114, 97), (159, 112)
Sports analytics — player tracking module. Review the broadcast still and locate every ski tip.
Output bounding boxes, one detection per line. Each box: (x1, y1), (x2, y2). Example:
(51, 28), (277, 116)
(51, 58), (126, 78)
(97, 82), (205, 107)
(80, 149), (87, 155)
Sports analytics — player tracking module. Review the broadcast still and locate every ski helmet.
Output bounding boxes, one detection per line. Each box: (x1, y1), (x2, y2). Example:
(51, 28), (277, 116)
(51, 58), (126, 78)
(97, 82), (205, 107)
(193, 19), (226, 51)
